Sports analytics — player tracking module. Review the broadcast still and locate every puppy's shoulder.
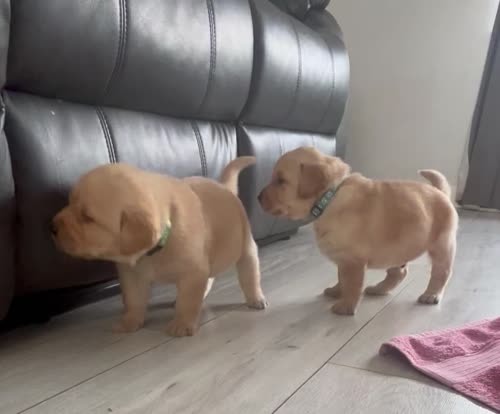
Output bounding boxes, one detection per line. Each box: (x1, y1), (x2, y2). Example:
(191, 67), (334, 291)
(339, 173), (376, 201)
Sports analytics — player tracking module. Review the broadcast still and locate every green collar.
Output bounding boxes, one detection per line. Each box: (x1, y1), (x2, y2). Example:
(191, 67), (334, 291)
(146, 224), (171, 256)
(310, 179), (348, 219)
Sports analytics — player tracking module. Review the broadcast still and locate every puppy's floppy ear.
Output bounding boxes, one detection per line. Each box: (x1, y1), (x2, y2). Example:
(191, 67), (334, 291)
(298, 157), (351, 199)
(119, 207), (158, 256)
(298, 162), (329, 199)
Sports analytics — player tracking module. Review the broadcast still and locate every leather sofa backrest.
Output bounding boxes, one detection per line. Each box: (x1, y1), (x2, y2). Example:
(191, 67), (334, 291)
(242, 0), (348, 135)
(7, 0), (254, 122)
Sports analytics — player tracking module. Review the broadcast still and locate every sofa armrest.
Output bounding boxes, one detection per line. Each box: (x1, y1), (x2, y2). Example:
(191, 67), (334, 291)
(0, 0), (15, 320)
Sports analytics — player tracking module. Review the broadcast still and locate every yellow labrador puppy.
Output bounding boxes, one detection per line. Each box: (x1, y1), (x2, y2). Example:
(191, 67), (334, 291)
(52, 157), (267, 336)
(259, 147), (457, 315)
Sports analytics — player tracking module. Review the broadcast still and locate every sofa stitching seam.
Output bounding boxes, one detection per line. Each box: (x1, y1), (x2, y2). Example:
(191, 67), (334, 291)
(96, 108), (112, 163)
(318, 41), (336, 130)
(284, 19), (302, 123)
(198, 0), (217, 115)
(105, 0), (128, 96)
(268, 134), (285, 236)
(97, 107), (117, 163)
(191, 121), (208, 177)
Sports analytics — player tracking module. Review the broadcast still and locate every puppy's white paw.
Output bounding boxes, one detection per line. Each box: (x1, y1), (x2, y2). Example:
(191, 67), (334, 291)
(364, 285), (390, 296)
(166, 319), (198, 337)
(324, 285), (341, 298)
(331, 300), (357, 315)
(418, 293), (441, 305)
(247, 296), (268, 310)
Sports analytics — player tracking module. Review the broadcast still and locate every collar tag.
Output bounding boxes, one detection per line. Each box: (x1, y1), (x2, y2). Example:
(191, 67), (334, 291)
(146, 224), (171, 256)
(310, 177), (349, 219)
(311, 189), (337, 218)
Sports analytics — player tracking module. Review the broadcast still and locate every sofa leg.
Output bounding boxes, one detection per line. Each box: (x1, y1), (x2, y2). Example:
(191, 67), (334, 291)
(0, 281), (121, 332)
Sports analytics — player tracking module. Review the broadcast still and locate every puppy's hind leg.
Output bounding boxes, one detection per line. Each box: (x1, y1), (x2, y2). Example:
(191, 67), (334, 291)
(167, 277), (213, 309)
(365, 265), (408, 296)
(419, 236), (456, 305)
(237, 238), (268, 310)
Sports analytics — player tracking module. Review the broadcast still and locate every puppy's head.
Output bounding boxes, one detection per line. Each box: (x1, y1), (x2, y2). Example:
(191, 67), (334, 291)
(52, 164), (162, 264)
(258, 147), (350, 220)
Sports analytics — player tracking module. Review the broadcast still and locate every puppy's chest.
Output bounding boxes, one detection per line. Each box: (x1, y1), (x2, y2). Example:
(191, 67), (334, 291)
(133, 253), (185, 282)
(314, 226), (346, 263)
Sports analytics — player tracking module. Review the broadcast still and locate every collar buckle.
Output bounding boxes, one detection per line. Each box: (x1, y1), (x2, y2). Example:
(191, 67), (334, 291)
(146, 224), (171, 256)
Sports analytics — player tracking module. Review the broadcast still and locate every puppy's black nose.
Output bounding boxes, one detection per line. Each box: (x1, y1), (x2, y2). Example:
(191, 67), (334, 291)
(258, 191), (263, 203)
(50, 221), (58, 237)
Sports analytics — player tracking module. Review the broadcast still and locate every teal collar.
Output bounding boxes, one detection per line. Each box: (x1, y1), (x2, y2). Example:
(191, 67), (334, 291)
(146, 224), (171, 256)
(310, 179), (348, 219)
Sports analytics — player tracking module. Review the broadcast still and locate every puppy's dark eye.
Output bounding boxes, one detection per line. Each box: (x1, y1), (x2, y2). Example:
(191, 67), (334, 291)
(81, 210), (94, 224)
(276, 175), (287, 186)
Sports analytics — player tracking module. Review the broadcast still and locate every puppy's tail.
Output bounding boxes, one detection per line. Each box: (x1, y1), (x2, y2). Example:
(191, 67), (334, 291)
(418, 169), (452, 198)
(220, 156), (256, 195)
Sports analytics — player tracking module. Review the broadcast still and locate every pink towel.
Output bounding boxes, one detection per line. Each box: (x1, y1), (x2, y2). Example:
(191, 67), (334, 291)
(380, 318), (500, 412)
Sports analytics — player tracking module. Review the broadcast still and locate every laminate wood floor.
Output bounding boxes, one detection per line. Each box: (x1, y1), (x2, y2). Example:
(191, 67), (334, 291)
(0, 211), (498, 414)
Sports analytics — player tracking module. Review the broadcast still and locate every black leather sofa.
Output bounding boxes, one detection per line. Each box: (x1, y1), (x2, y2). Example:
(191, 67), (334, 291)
(0, 0), (348, 321)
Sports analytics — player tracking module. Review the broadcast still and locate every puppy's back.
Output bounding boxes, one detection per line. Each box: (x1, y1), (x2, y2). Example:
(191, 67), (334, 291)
(326, 176), (456, 259)
(185, 177), (250, 273)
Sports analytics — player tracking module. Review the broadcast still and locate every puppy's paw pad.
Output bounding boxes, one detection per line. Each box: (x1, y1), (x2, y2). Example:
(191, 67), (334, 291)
(331, 301), (357, 315)
(364, 285), (390, 296)
(247, 297), (268, 310)
(112, 318), (143, 333)
(418, 293), (441, 305)
(324, 286), (341, 298)
(166, 319), (197, 337)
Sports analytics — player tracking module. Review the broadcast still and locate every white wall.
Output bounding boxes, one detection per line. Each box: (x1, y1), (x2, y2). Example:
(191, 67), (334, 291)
(328, 0), (499, 195)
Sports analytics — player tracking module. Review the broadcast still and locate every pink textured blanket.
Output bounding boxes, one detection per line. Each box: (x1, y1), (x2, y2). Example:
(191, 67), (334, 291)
(380, 318), (500, 412)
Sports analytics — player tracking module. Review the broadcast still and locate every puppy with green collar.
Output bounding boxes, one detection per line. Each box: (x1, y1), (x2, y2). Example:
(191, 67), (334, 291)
(52, 157), (267, 336)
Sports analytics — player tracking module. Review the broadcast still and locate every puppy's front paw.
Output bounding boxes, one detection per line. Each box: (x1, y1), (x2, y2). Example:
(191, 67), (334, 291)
(324, 285), (341, 298)
(418, 293), (441, 305)
(331, 300), (357, 316)
(246, 296), (268, 310)
(112, 316), (144, 333)
(166, 318), (198, 337)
